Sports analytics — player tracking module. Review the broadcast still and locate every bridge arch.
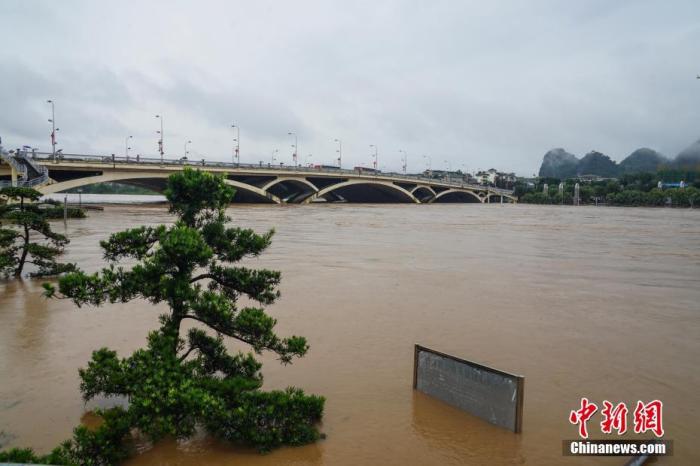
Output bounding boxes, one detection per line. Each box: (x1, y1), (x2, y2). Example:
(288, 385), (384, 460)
(262, 177), (318, 193)
(38, 171), (281, 204)
(485, 192), (517, 203)
(431, 189), (483, 203)
(411, 185), (436, 202)
(304, 179), (419, 204)
(262, 177), (318, 203)
(224, 179), (281, 204)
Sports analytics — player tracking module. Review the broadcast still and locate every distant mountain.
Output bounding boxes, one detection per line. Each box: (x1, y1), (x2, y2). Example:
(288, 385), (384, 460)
(576, 151), (619, 177)
(537, 138), (700, 179)
(538, 148), (578, 178)
(675, 139), (700, 168)
(619, 148), (667, 174)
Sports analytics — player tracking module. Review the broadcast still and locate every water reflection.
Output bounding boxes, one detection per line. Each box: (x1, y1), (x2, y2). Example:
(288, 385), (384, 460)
(14, 280), (51, 358)
(411, 391), (524, 464)
(129, 431), (324, 466)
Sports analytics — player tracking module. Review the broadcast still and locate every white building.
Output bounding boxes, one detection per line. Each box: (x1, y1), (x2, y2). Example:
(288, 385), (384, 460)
(475, 168), (498, 185)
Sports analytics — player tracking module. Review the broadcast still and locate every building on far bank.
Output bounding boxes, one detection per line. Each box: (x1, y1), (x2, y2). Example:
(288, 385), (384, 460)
(422, 169), (472, 183)
(475, 169), (516, 188)
(575, 174), (617, 183)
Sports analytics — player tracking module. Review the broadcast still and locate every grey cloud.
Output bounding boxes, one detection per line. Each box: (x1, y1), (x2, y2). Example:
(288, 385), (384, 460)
(1, 0), (699, 173)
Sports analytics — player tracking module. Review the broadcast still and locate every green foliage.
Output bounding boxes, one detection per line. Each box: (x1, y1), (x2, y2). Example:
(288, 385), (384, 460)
(38, 167), (324, 462)
(43, 206), (87, 219)
(0, 407), (131, 466)
(0, 187), (78, 277)
(608, 186), (700, 207)
(520, 192), (552, 204)
(164, 168), (235, 227)
(0, 447), (45, 463)
(206, 387), (325, 451)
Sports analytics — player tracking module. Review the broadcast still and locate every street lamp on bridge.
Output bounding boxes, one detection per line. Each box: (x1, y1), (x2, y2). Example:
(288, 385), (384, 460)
(271, 148), (279, 164)
(155, 114), (164, 163)
(444, 160), (452, 183)
(184, 139), (192, 158)
(423, 155), (432, 178)
(399, 149), (408, 174)
(125, 135), (133, 160)
(231, 124), (240, 166)
(288, 131), (298, 167)
(369, 144), (378, 171)
(47, 100), (59, 161)
(334, 138), (342, 168)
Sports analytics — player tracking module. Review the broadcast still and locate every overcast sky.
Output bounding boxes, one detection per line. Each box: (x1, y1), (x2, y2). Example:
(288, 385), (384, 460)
(1, 0), (699, 175)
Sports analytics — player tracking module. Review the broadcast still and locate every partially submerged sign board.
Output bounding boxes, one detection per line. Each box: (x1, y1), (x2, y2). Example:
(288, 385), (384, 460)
(413, 344), (524, 433)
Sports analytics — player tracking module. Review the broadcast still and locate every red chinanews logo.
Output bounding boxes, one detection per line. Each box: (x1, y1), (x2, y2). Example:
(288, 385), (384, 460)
(569, 398), (664, 439)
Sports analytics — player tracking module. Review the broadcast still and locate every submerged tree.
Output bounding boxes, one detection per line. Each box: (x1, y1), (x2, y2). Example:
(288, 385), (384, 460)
(0, 187), (77, 278)
(44, 168), (324, 456)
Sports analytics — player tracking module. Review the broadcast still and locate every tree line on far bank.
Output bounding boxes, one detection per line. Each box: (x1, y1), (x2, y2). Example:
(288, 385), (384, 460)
(516, 169), (700, 207)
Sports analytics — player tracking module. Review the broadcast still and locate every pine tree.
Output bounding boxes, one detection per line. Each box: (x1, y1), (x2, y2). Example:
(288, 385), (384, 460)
(43, 168), (324, 455)
(0, 187), (76, 278)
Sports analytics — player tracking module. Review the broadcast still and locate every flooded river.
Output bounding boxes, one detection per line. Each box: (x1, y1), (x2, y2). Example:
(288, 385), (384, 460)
(1, 204), (699, 465)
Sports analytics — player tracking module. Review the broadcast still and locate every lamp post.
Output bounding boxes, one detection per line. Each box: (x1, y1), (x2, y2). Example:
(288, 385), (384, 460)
(288, 131), (298, 167)
(184, 139), (192, 158)
(271, 148), (279, 164)
(461, 164), (469, 184)
(423, 155), (432, 178)
(444, 160), (452, 183)
(399, 149), (408, 174)
(334, 138), (342, 168)
(231, 124), (240, 166)
(125, 135), (133, 160)
(369, 144), (378, 171)
(47, 100), (59, 161)
(155, 114), (164, 163)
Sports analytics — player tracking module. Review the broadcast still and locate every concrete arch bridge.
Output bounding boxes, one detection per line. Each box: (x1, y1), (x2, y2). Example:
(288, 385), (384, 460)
(0, 150), (516, 205)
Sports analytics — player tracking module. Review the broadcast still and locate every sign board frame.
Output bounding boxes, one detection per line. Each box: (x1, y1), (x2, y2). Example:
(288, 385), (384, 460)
(413, 344), (525, 433)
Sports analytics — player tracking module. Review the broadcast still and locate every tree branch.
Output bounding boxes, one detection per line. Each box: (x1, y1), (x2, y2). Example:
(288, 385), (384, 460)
(182, 314), (259, 349)
(178, 345), (197, 362)
(190, 273), (215, 283)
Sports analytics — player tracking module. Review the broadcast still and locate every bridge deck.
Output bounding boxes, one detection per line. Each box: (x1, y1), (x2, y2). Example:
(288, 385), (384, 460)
(2, 150), (516, 204)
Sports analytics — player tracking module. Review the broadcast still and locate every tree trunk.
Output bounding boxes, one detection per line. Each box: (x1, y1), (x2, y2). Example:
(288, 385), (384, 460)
(15, 223), (29, 277)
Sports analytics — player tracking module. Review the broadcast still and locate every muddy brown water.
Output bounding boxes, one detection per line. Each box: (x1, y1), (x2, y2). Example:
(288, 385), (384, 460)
(1, 204), (698, 465)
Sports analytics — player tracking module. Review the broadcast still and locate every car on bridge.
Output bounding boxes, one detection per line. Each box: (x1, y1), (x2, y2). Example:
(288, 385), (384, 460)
(313, 164), (341, 171)
(354, 166), (380, 174)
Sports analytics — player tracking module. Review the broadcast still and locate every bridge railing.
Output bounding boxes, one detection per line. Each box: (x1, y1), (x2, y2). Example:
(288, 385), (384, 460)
(29, 151), (515, 194)
(0, 153), (50, 189)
